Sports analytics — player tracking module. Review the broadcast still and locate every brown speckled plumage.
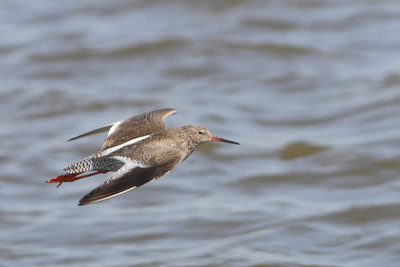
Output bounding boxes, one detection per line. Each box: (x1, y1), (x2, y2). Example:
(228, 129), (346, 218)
(47, 108), (239, 206)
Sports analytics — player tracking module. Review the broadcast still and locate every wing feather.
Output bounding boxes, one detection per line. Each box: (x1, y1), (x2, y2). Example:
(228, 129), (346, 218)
(101, 108), (176, 150)
(67, 108), (176, 144)
(78, 156), (180, 206)
(68, 124), (114, 141)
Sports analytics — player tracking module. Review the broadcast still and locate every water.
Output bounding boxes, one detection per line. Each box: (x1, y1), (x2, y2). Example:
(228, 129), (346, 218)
(1, 0), (400, 266)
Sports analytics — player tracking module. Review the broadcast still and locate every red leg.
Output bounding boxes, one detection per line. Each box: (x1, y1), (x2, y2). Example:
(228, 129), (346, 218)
(46, 170), (109, 188)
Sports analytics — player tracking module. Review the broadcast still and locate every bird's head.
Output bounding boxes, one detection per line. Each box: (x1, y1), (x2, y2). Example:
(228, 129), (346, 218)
(181, 125), (240, 149)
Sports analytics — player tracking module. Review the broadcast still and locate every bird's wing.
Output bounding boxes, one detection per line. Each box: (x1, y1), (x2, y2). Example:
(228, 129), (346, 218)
(78, 154), (181, 206)
(68, 124), (116, 141)
(67, 108), (177, 148)
(102, 108), (176, 150)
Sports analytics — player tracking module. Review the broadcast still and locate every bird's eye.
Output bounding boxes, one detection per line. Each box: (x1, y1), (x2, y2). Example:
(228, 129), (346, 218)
(197, 130), (205, 135)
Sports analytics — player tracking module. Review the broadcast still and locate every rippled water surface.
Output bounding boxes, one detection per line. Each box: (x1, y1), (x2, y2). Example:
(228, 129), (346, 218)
(2, 0), (400, 266)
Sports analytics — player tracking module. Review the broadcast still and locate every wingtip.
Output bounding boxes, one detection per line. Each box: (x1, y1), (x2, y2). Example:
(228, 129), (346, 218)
(78, 194), (99, 206)
(67, 135), (83, 142)
(78, 198), (94, 206)
(164, 108), (177, 116)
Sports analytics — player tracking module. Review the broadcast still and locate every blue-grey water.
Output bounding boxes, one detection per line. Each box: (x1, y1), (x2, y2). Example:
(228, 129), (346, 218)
(1, 0), (400, 266)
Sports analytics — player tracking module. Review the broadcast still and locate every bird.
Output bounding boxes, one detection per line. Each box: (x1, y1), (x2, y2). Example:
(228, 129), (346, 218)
(46, 108), (239, 206)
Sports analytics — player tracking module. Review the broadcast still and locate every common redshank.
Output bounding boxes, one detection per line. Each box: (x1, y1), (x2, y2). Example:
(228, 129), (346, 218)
(47, 108), (239, 206)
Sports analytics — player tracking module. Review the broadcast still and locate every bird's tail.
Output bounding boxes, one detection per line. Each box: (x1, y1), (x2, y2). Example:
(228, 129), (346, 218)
(46, 157), (123, 188)
(64, 157), (123, 174)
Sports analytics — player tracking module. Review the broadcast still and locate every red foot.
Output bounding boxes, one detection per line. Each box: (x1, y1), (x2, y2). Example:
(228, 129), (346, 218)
(46, 170), (109, 188)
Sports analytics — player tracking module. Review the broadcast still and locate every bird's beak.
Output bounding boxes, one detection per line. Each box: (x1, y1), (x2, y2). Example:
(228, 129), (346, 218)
(210, 136), (240, 145)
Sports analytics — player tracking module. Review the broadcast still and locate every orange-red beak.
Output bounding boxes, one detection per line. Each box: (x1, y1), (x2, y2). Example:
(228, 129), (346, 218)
(210, 136), (240, 145)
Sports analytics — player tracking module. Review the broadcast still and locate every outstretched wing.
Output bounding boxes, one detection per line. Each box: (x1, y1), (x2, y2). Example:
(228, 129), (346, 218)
(68, 124), (115, 141)
(101, 108), (176, 150)
(78, 155), (181, 206)
(67, 108), (177, 149)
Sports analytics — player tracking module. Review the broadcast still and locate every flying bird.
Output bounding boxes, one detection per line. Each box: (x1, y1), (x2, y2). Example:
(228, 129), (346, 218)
(47, 108), (239, 206)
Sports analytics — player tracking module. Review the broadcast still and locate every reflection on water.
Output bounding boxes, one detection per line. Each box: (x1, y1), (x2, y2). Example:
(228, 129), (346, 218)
(1, 0), (400, 266)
